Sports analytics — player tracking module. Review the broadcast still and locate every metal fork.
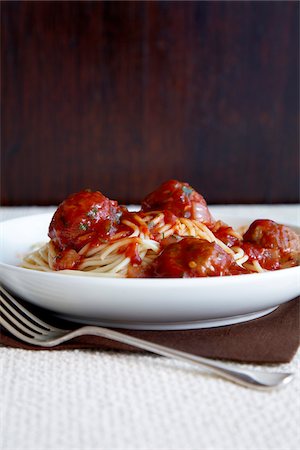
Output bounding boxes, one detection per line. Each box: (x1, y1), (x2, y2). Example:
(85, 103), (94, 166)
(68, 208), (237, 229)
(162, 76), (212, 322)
(0, 285), (294, 390)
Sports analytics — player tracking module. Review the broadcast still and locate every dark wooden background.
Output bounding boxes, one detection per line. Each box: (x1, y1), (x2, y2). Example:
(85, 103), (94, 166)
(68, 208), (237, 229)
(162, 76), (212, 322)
(1, 0), (299, 206)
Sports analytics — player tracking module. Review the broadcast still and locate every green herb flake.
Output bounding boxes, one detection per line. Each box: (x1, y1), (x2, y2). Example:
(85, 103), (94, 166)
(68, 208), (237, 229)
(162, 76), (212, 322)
(182, 185), (194, 197)
(79, 222), (89, 231)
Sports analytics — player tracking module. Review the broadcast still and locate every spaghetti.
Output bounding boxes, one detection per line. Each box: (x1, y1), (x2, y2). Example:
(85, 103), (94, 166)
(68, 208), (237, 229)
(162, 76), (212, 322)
(22, 180), (300, 278)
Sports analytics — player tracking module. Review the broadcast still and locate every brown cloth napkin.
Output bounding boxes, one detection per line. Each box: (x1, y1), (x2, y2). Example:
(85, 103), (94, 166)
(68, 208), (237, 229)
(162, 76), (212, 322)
(1, 298), (299, 363)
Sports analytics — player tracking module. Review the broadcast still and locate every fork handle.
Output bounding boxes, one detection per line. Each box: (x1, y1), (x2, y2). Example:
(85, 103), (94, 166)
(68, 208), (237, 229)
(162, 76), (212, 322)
(48, 325), (293, 390)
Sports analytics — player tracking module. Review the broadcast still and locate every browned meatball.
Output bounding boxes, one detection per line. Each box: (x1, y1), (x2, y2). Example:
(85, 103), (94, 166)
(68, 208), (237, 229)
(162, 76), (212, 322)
(49, 190), (120, 251)
(141, 180), (213, 224)
(150, 237), (244, 278)
(243, 220), (300, 264)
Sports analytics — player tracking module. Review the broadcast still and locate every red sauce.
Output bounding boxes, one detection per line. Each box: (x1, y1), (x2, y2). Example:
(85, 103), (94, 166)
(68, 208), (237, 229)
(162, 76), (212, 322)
(141, 180), (213, 225)
(111, 209), (138, 238)
(242, 242), (280, 270)
(125, 240), (142, 265)
(163, 210), (178, 226)
(210, 221), (241, 247)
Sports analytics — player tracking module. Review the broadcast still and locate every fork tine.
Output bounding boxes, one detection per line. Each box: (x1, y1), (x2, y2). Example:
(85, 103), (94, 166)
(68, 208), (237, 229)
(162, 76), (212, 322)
(0, 313), (44, 345)
(0, 303), (41, 337)
(0, 296), (49, 335)
(0, 286), (61, 331)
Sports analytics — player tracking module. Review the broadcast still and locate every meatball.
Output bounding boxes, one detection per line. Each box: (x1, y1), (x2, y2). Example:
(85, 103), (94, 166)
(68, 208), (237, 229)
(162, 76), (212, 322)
(150, 237), (242, 278)
(243, 219), (300, 264)
(141, 180), (213, 224)
(49, 190), (120, 251)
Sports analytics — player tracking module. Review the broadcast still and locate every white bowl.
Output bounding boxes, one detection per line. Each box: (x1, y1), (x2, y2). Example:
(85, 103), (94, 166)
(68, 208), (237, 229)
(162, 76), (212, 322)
(0, 213), (299, 329)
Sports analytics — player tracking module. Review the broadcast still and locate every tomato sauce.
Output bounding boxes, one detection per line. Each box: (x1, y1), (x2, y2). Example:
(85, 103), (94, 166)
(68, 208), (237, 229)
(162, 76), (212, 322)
(125, 240), (142, 265)
(210, 221), (241, 248)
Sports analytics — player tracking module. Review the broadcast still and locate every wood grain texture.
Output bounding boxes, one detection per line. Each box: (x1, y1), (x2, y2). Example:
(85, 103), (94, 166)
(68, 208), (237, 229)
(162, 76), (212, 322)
(1, 1), (299, 205)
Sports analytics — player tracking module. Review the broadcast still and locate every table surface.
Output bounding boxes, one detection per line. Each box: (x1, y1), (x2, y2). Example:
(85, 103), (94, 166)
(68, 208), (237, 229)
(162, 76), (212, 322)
(1, 205), (300, 450)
